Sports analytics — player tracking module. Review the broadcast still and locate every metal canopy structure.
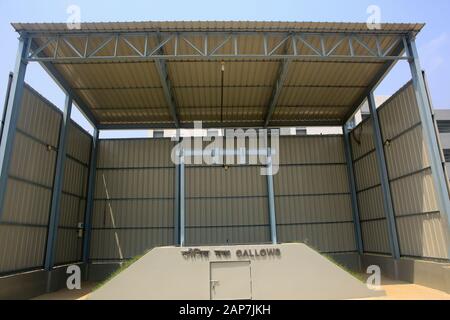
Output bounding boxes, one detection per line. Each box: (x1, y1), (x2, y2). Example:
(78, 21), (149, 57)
(3, 21), (450, 297)
(12, 21), (423, 129)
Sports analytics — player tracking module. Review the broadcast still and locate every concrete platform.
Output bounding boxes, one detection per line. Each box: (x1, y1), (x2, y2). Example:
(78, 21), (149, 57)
(88, 243), (384, 300)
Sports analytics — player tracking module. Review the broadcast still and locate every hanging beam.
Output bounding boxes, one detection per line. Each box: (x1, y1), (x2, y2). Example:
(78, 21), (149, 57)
(405, 37), (450, 255)
(44, 95), (73, 270)
(367, 92), (400, 260)
(82, 128), (99, 264)
(98, 119), (343, 130)
(343, 124), (364, 254)
(0, 36), (28, 221)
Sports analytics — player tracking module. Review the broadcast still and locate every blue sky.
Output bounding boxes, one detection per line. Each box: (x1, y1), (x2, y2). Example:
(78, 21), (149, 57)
(0, 0), (449, 134)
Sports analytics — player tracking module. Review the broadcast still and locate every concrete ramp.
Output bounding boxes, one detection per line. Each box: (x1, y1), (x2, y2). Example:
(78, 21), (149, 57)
(89, 243), (384, 300)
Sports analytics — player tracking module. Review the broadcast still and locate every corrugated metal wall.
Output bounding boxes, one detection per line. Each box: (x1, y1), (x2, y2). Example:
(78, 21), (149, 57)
(351, 81), (450, 260)
(377, 82), (449, 259)
(350, 119), (391, 254)
(2, 79), (447, 272)
(88, 135), (358, 252)
(275, 136), (357, 254)
(54, 121), (92, 265)
(90, 138), (175, 261)
(183, 137), (271, 245)
(185, 164), (271, 245)
(0, 85), (61, 273)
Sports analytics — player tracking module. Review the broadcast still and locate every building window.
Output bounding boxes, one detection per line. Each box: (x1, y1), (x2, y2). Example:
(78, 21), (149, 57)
(443, 149), (450, 163)
(296, 128), (307, 136)
(437, 120), (450, 133)
(361, 113), (370, 121)
(153, 130), (164, 138)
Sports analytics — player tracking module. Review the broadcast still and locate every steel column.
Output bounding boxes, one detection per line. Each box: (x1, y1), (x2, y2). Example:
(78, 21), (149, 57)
(0, 73), (14, 142)
(179, 151), (185, 247)
(367, 92), (400, 259)
(174, 151), (180, 245)
(406, 37), (450, 253)
(0, 37), (28, 221)
(423, 71), (450, 196)
(44, 95), (73, 270)
(82, 128), (99, 264)
(343, 124), (364, 254)
(266, 148), (278, 244)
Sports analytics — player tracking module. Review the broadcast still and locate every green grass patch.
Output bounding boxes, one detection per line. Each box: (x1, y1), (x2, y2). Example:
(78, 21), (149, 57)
(322, 254), (365, 283)
(93, 253), (146, 291)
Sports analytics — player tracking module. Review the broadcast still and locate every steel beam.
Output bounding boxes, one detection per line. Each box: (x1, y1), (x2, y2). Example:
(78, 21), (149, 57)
(82, 128), (99, 264)
(406, 37), (450, 254)
(367, 92), (400, 259)
(29, 39), (98, 127)
(154, 59), (180, 127)
(44, 95), (73, 270)
(264, 59), (291, 127)
(0, 73), (14, 141)
(266, 148), (278, 244)
(0, 37), (28, 221)
(97, 119), (343, 130)
(343, 38), (406, 124)
(179, 151), (185, 246)
(343, 124), (363, 254)
(36, 60), (98, 128)
(24, 32), (409, 63)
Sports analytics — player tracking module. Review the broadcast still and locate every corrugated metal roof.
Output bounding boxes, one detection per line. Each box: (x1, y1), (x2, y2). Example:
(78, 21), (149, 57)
(12, 21), (424, 128)
(12, 20), (424, 33)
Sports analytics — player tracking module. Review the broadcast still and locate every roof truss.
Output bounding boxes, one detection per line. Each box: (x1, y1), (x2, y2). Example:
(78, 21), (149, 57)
(24, 31), (410, 63)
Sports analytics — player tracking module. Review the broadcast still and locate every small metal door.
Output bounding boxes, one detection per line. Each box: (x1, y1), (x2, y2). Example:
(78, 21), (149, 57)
(210, 261), (252, 300)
